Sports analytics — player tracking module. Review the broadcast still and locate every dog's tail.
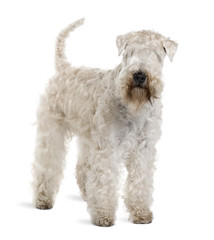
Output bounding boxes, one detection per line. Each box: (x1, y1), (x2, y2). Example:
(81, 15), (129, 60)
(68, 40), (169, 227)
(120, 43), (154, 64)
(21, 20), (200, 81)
(55, 18), (85, 72)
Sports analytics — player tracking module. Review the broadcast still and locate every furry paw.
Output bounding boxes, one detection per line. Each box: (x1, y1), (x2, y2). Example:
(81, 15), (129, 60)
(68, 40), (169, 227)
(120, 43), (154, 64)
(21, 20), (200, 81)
(35, 200), (53, 210)
(91, 209), (115, 227)
(92, 217), (114, 227)
(130, 209), (153, 224)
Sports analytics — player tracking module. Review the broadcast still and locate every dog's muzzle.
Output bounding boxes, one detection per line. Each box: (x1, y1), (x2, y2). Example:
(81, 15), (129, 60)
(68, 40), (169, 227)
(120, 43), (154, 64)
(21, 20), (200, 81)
(133, 71), (147, 86)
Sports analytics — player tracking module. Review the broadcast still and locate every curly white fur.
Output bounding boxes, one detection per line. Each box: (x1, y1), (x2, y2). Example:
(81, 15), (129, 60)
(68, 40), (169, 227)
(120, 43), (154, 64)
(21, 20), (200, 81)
(32, 18), (177, 226)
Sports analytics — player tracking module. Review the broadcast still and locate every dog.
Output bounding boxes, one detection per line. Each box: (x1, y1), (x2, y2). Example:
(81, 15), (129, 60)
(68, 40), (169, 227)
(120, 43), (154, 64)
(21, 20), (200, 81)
(32, 18), (177, 226)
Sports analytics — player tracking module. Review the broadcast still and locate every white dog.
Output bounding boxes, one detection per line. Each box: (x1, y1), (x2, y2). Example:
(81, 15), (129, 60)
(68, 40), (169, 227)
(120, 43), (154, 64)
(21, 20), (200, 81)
(32, 18), (177, 226)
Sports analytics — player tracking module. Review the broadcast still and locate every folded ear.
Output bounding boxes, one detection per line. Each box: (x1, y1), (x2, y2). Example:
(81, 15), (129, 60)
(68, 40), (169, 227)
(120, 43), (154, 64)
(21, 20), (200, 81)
(116, 34), (128, 56)
(163, 39), (178, 62)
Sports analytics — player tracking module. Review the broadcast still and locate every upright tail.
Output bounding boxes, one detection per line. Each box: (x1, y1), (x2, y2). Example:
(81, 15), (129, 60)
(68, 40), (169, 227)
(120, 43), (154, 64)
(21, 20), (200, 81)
(55, 18), (85, 72)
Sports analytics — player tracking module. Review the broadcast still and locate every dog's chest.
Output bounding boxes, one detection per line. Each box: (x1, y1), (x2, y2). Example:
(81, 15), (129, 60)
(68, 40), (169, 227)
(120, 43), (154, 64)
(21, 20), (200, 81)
(112, 104), (148, 146)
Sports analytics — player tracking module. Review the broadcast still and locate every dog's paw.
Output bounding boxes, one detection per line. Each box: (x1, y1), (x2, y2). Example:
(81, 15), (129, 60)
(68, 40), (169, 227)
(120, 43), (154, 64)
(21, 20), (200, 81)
(35, 200), (53, 210)
(91, 209), (115, 227)
(92, 217), (114, 227)
(130, 209), (153, 224)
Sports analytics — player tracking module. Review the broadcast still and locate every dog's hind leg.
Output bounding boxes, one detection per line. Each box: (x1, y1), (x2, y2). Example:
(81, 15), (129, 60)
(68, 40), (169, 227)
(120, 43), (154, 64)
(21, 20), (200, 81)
(32, 97), (68, 209)
(76, 139), (90, 201)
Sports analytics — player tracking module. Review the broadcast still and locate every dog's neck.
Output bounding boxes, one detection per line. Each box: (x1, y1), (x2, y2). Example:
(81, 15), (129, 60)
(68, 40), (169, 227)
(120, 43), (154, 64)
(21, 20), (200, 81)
(111, 64), (122, 79)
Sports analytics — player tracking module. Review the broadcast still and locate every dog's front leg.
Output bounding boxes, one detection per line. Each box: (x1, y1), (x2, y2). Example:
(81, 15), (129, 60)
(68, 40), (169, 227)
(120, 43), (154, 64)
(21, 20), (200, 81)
(85, 147), (119, 227)
(124, 103), (162, 223)
(124, 145), (156, 224)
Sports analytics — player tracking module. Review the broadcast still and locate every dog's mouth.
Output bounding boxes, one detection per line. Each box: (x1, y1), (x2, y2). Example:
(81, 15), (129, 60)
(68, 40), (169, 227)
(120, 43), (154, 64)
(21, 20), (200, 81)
(133, 84), (145, 89)
(119, 70), (162, 110)
(130, 85), (152, 105)
(129, 72), (156, 106)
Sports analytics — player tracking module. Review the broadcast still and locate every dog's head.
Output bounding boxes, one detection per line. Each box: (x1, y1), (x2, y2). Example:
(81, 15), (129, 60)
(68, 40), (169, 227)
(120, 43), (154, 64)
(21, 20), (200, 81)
(115, 30), (177, 111)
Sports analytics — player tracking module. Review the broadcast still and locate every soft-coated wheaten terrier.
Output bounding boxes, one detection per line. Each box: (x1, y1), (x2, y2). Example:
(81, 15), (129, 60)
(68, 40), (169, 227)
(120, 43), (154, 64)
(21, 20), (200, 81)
(32, 18), (177, 226)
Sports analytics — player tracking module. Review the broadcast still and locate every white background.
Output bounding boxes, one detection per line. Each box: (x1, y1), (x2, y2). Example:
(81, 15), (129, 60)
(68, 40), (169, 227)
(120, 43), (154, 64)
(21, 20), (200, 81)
(0, 0), (214, 239)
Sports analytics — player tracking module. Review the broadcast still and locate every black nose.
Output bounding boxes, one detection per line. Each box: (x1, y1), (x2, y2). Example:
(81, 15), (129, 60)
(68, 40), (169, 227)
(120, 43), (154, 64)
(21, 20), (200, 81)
(133, 72), (147, 85)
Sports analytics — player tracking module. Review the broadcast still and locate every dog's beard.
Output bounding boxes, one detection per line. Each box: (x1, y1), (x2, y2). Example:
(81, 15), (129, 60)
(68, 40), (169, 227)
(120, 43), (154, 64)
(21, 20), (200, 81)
(117, 70), (163, 112)
(129, 86), (152, 109)
(128, 73), (160, 109)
